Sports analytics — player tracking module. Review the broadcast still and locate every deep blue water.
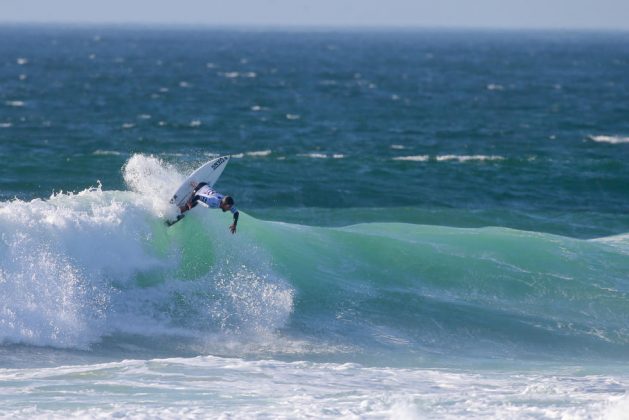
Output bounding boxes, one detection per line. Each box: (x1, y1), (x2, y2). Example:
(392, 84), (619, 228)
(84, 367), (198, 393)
(1, 27), (628, 236)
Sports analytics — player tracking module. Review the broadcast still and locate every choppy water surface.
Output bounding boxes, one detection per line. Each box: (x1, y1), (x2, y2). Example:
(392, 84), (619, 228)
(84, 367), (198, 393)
(1, 26), (628, 418)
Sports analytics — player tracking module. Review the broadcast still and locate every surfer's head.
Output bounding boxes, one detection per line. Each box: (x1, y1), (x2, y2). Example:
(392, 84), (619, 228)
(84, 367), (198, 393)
(220, 196), (235, 212)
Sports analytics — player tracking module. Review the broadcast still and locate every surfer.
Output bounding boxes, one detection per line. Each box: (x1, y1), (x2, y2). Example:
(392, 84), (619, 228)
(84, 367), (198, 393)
(178, 183), (239, 233)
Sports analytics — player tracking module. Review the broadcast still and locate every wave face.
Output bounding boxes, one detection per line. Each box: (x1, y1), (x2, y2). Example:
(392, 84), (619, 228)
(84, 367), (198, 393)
(1, 154), (628, 364)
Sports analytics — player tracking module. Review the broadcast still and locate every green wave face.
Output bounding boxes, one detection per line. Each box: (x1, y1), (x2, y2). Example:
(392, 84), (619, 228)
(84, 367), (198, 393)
(233, 216), (629, 361)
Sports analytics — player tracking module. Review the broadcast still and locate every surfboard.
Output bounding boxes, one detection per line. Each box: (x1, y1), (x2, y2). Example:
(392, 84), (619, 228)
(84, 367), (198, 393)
(166, 155), (230, 226)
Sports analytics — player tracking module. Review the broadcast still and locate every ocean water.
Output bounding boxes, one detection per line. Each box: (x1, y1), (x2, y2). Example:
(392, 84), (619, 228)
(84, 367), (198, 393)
(1, 26), (629, 418)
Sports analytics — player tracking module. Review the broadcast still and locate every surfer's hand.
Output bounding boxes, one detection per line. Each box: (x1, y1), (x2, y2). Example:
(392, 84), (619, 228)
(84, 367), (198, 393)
(229, 224), (237, 234)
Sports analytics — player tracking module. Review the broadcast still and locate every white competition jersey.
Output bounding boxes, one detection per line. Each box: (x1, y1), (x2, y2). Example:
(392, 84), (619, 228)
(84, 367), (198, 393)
(195, 185), (238, 214)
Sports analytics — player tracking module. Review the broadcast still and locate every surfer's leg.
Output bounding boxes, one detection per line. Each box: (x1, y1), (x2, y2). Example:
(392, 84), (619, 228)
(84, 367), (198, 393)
(188, 195), (199, 210)
(193, 182), (208, 193)
(180, 195), (200, 213)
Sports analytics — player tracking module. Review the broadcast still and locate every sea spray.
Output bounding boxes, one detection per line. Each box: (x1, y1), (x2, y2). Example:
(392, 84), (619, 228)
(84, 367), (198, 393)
(0, 156), (294, 349)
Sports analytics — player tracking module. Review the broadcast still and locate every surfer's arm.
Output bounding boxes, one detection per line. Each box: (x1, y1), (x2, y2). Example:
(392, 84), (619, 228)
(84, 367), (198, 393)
(229, 209), (239, 234)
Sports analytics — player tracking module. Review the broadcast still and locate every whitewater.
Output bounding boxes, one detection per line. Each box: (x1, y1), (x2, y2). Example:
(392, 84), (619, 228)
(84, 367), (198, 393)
(0, 154), (628, 418)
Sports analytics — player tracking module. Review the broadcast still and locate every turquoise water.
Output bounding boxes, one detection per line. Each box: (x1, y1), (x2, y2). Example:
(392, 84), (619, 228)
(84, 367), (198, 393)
(1, 26), (629, 418)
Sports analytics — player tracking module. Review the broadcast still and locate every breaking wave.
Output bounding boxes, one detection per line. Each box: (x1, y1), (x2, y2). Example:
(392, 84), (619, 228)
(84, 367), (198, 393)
(1, 154), (628, 363)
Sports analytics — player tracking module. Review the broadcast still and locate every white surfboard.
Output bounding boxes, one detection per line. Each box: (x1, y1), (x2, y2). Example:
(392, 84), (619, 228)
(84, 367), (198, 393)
(167, 155), (230, 225)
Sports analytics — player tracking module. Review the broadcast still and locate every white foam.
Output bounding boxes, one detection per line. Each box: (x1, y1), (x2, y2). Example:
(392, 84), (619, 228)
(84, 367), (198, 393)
(121, 123), (135, 129)
(392, 155), (504, 163)
(487, 83), (505, 91)
(286, 114), (300, 120)
(436, 154), (505, 162)
(297, 153), (344, 159)
(122, 154), (182, 218)
(0, 185), (134, 349)
(0, 154), (294, 350)
(246, 150), (272, 157)
(390, 144), (406, 150)
(219, 68), (256, 79)
(393, 155), (429, 162)
(0, 123), (12, 128)
(605, 396), (629, 420)
(189, 120), (202, 127)
(5, 100), (25, 107)
(588, 135), (629, 144)
(299, 153), (327, 159)
(93, 150), (121, 156)
(220, 71), (240, 78)
(0, 356), (626, 419)
(16, 57), (28, 65)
